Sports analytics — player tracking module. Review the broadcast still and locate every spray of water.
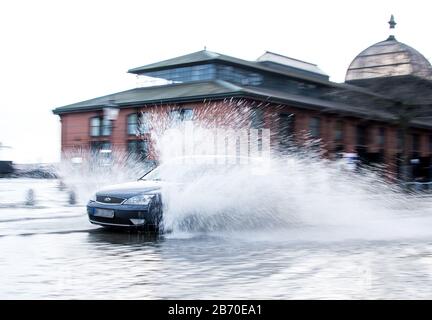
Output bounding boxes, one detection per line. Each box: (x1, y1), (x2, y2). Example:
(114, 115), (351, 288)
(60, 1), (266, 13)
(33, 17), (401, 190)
(54, 148), (153, 205)
(139, 100), (429, 239)
(54, 99), (432, 240)
(156, 154), (409, 235)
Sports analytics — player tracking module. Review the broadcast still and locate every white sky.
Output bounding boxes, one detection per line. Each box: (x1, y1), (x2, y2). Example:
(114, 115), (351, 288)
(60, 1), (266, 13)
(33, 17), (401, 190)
(1, 0), (431, 163)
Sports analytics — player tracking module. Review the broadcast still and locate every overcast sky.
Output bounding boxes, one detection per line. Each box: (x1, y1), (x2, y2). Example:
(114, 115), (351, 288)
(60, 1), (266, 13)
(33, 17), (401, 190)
(0, 0), (431, 163)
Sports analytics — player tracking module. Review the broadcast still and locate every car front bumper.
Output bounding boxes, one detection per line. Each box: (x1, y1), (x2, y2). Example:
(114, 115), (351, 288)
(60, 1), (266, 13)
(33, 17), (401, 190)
(87, 201), (155, 228)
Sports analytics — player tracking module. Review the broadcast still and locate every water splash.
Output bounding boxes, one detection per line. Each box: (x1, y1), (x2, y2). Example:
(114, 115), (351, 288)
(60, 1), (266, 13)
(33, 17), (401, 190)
(54, 148), (153, 205)
(142, 101), (431, 239)
(54, 100), (432, 240)
(157, 154), (409, 235)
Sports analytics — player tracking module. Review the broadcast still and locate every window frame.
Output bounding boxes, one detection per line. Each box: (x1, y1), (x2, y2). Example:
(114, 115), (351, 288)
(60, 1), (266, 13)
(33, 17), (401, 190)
(250, 108), (264, 129)
(309, 117), (321, 139)
(377, 127), (386, 148)
(90, 116), (101, 137)
(334, 120), (344, 142)
(90, 116), (112, 137)
(412, 133), (420, 152)
(127, 139), (149, 161)
(127, 113), (139, 136)
(356, 124), (368, 147)
(169, 108), (194, 125)
(101, 118), (112, 136)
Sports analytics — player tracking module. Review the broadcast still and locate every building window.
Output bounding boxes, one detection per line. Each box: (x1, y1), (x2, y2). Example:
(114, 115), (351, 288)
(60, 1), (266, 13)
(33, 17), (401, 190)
(412, 134), (420, 152)
(144, 64), (263, 86)
(90, 117), (101, 137)
(182, 109), (194, 121)
(90, 141), (111, 152)
(90, 116), (111, 137)
(279, 113), (295, 148)
(377, 127), (386, 147)
(309, 117), (320, 138)
(397, 129), (403, 150)
(90, 141), (112, 162)
(127, 114), (138, 135)
(356, 125), (368, 146)
(146, 64), (216, 83)
(127, 140), (149, 161)
(334, 120), (344, 142)
(169, 109), (194, 125)
(251, 109), (264, 129)
(101, 118), (112, 136)
(429, 135), (432, 153)
(169, 110), (181, 124)
(139, 112), (151, 134)
(128, 112), (151, 135)
(217, 65), (263, 86)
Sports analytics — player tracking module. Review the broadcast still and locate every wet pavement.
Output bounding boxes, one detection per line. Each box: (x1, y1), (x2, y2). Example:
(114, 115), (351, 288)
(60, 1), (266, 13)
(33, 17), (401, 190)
(2, 178), (432, 299)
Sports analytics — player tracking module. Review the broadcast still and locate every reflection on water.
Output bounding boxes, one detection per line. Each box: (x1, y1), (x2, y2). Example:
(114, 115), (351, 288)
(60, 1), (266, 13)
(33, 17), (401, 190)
(2, 227), (432, 299)
(87, 229), (162, 246)
(2, 178), (432, 299)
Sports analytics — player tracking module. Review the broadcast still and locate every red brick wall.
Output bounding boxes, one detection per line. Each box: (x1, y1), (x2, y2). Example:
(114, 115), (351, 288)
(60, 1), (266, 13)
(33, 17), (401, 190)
(60, 111), (95, 151)
(58, 99), (432, 178)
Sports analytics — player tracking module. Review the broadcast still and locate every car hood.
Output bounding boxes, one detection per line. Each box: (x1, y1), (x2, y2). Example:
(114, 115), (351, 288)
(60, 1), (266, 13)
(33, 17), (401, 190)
(96, 180), (163, 198)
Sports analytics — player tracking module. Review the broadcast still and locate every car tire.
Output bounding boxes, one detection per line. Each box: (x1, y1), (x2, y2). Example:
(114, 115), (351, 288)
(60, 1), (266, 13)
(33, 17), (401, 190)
(143, 200), (163, 233)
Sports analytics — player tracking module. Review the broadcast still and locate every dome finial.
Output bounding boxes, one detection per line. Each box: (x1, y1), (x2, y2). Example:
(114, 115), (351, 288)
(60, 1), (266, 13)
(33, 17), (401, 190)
(387, 14), (397, 40)
(388, 14), (396, 29)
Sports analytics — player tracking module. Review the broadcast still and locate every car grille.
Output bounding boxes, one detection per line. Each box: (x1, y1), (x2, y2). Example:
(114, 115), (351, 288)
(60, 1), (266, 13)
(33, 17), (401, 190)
(96, 195), (125, 204)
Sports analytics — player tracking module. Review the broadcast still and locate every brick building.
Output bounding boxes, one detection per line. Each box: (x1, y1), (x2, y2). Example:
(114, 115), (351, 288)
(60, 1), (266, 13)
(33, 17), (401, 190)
(53, 17), (432, 181)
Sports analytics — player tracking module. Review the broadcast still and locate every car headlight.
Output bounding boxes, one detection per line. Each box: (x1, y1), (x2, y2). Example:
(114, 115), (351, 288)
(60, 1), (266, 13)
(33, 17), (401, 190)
(89, 193), (96, 202)
(123, 194), (155, 205)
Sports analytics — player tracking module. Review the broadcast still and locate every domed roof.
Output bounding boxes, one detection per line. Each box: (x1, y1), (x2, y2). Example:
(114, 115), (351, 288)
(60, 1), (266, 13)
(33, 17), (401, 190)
(346, 16), (432, 82)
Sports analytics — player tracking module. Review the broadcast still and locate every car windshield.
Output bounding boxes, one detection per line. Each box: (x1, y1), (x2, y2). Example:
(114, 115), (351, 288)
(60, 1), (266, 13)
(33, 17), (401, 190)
(139, 157), (270, 182)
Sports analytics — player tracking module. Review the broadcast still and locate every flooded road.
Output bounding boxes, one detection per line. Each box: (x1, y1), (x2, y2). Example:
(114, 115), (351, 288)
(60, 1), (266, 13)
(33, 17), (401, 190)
(2, 178), (432, 299)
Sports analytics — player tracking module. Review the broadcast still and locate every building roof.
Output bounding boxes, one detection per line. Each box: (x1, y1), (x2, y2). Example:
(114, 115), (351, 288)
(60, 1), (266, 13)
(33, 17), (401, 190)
(128, 50), (330, 83)
(52, 81), (243, 114)
(52, 79), (432, 128)
(346, 16), (432, 82)
(53, 80), (358, 115)
(256, 51), (328, 77)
